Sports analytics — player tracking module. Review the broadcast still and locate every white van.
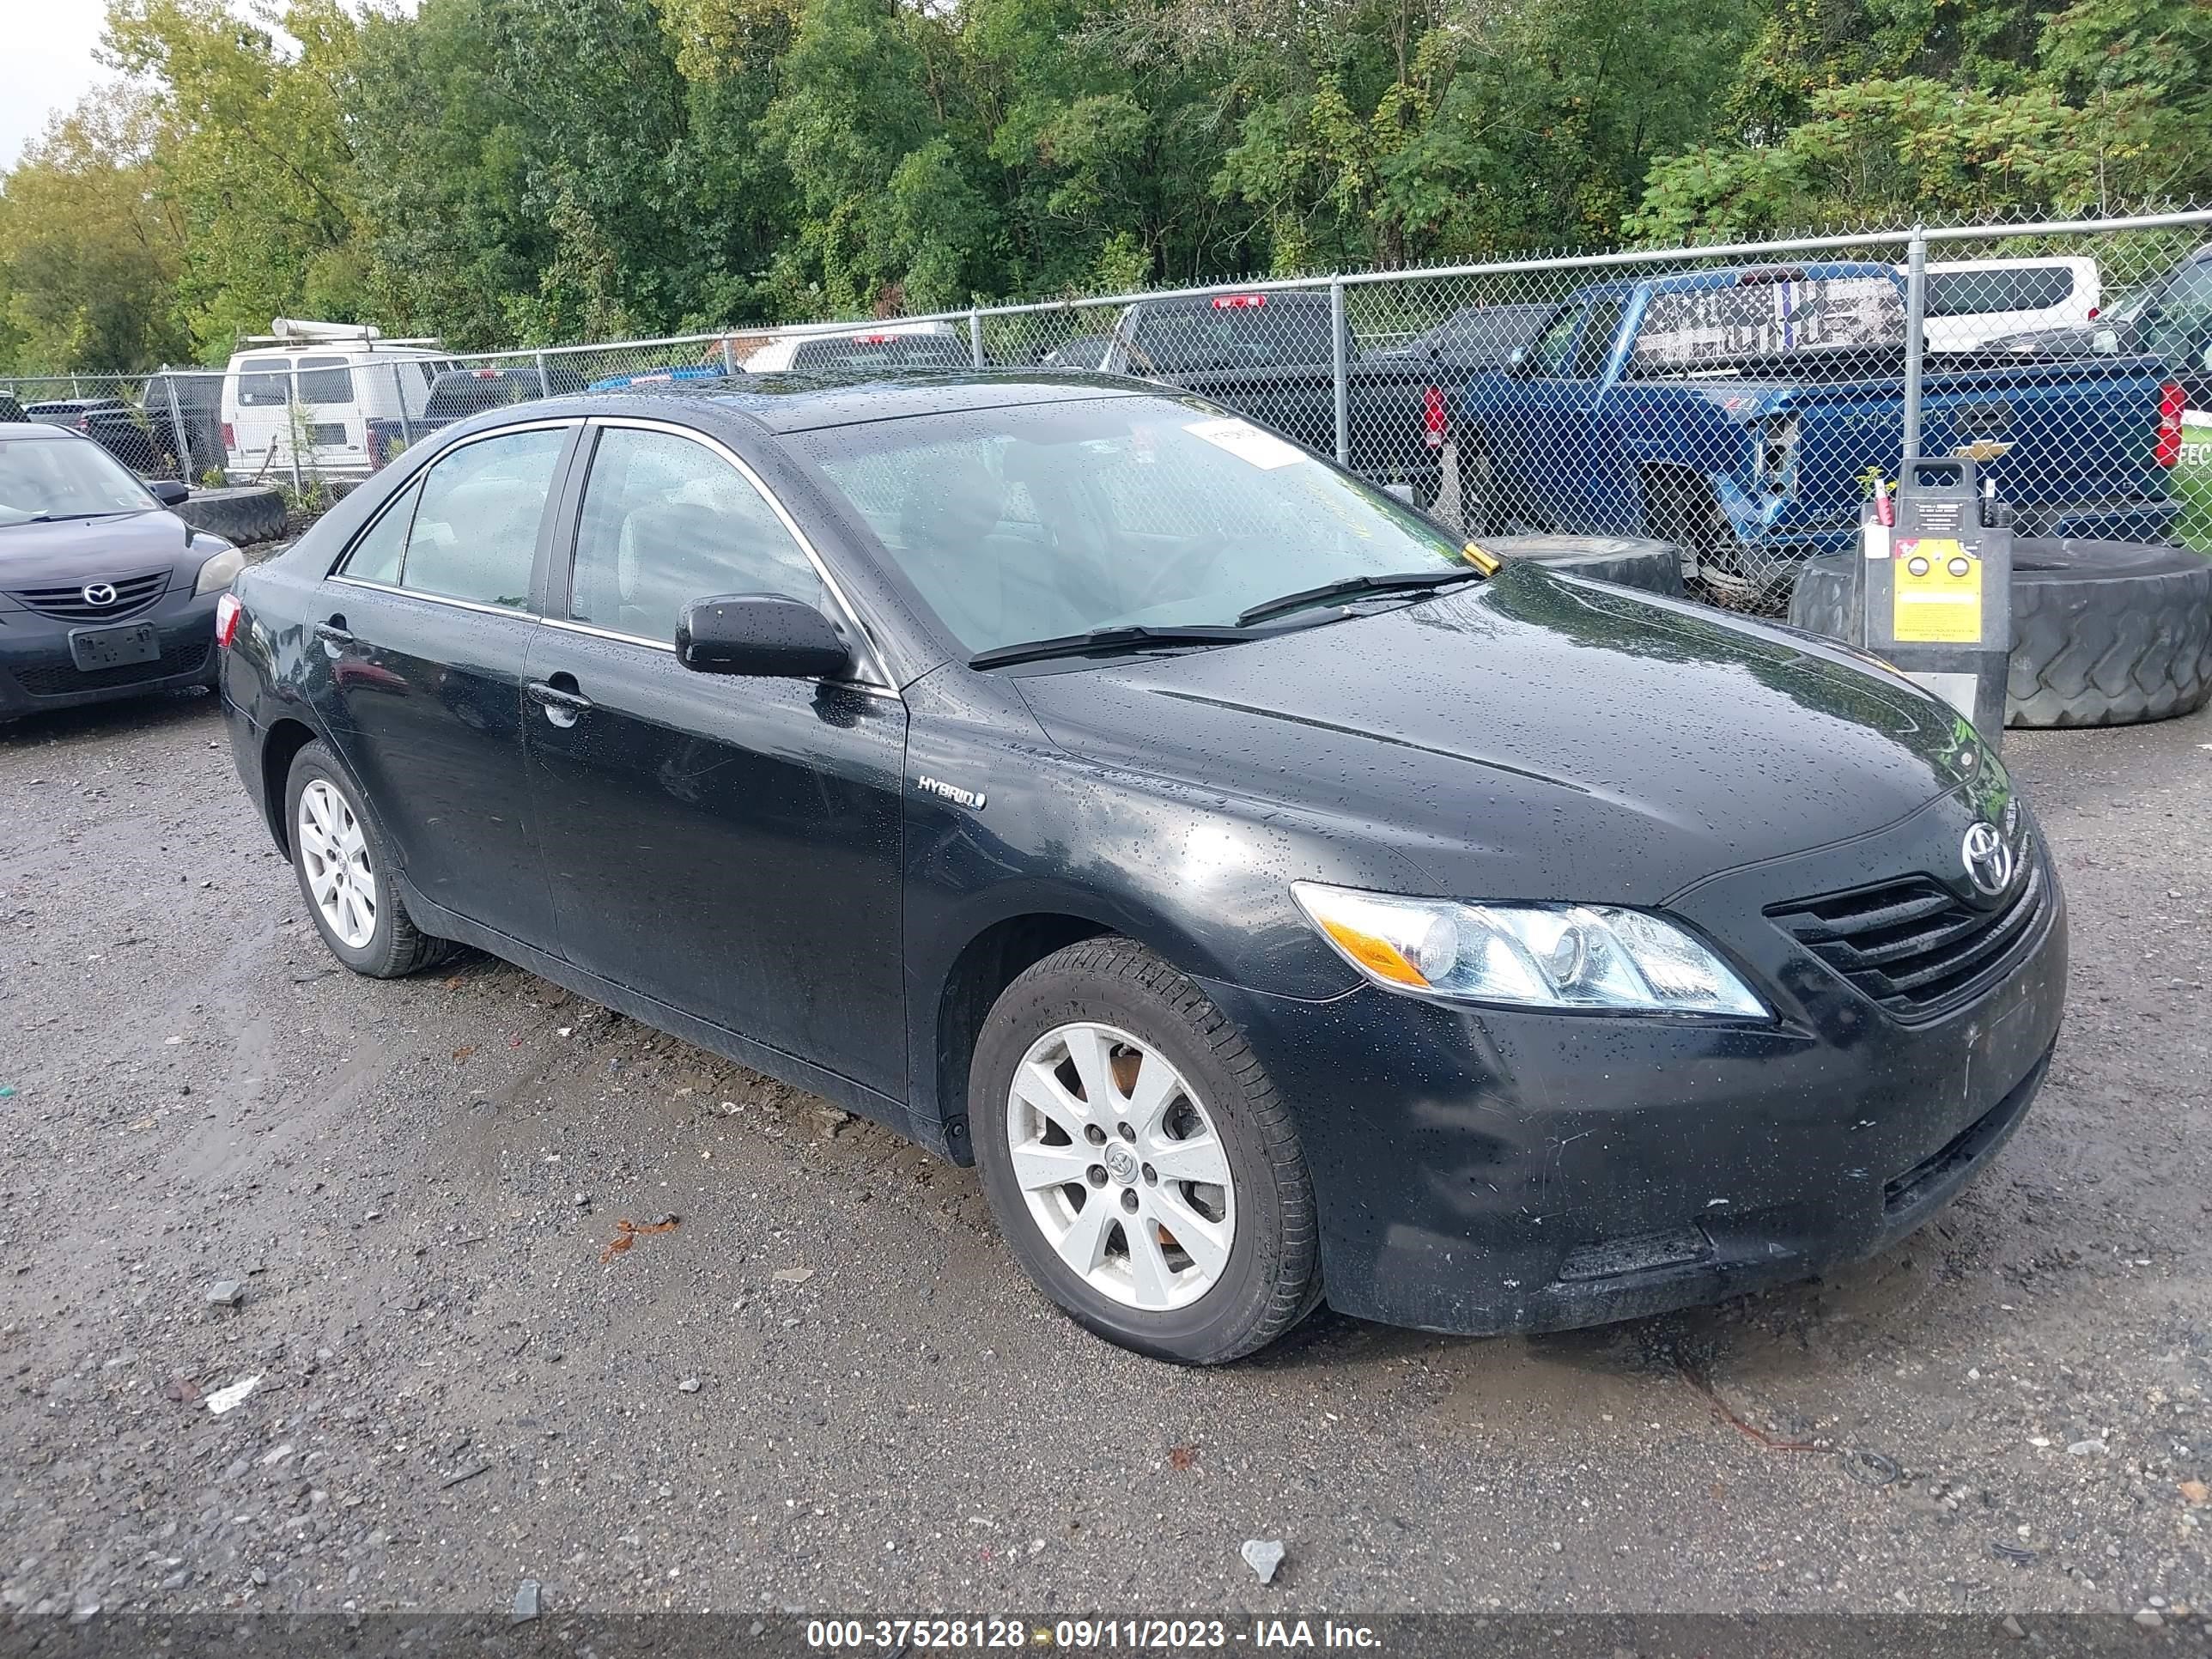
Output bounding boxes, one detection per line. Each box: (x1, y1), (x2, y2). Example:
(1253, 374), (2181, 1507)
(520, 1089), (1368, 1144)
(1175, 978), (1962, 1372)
(1915, 257), (2100, 350)
(221, 320), (449, 481)
(740, 321), (967, 374)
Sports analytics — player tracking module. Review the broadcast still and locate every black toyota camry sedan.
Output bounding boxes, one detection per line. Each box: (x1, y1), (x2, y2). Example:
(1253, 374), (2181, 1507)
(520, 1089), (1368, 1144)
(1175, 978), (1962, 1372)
(216, 375), (2064, 1363)
(1, 422), (244, 720)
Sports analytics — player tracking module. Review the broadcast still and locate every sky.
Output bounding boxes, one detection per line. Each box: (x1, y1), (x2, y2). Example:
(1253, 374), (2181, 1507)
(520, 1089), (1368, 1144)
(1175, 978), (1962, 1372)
(2, 0), (112, 169)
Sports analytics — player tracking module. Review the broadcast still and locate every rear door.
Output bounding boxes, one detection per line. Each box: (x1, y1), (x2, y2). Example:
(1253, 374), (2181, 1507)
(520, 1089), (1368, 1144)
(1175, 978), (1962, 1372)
(312, 420), (576, 944)
(294, 355), (366, 472)
(521, 418), (908, 1095)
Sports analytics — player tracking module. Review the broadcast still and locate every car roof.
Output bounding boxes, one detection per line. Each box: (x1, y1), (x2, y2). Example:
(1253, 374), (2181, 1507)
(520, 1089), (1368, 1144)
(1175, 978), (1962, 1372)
(484, 371), (1154, 436)
(0, 419), (89, 441)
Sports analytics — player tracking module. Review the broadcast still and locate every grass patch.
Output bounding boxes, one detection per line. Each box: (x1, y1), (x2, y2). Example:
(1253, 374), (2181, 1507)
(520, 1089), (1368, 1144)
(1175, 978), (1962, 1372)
(2179, 421), (2212, 553)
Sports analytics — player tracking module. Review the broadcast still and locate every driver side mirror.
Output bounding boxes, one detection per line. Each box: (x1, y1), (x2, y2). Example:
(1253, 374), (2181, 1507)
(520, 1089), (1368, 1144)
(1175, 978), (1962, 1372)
(148, 479), (190, 507)
(676, 593), (851, 678)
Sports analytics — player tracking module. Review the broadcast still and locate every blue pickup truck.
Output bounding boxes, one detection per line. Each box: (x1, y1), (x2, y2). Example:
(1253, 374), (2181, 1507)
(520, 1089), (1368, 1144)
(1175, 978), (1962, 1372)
(1454, 261), (2186, 599)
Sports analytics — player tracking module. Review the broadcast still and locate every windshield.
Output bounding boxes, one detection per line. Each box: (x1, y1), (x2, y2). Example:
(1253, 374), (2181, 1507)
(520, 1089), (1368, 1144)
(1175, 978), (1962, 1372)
(0, 436), (155, 526)
(791, 396), (1469, 656)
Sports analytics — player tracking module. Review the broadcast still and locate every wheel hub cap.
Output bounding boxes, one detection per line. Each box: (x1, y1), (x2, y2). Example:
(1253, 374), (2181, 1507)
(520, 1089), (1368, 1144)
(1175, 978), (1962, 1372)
(297, 778), (377, 951)
(1005, 1021), (1236, 1312)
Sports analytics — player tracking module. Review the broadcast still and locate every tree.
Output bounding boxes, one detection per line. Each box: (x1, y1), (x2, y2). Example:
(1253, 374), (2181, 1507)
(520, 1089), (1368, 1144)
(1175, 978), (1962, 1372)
(0, 90), (190, 373)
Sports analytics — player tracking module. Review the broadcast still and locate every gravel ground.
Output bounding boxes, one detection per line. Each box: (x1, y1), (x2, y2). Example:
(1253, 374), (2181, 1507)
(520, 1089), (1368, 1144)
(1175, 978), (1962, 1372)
(0, 684), (2207, 1626)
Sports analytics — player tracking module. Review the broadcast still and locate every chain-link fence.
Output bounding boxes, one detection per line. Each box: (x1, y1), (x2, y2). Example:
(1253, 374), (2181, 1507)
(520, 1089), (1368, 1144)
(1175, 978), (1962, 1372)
(7, 207), (2208, 602)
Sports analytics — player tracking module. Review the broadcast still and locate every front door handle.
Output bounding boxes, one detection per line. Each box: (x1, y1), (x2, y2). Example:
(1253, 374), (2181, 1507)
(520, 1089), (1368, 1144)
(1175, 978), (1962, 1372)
(526, 678), (593, 728)
(314, 620), (355, 647)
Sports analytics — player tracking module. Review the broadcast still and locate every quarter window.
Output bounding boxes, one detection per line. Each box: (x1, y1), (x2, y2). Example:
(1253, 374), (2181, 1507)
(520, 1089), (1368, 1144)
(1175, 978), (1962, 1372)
(341, 482), (419, 585)
(568, 427), (822, 643)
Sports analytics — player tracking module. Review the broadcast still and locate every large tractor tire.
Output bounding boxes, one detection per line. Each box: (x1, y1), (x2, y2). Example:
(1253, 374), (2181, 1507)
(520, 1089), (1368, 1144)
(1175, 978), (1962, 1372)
(1787, 538), (2212, 728)
(1471, 534), (1686, 599)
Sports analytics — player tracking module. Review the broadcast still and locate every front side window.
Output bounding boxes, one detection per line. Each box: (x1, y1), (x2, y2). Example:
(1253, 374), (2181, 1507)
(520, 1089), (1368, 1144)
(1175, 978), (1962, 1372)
(1523, 304), (1585, 376)
(295, 356), (356, 405)
(569, 427), (823, 643)
(1568, 298), (1626, 379)
(369, 427), (566, 609)
(792, 396), (1468, 656)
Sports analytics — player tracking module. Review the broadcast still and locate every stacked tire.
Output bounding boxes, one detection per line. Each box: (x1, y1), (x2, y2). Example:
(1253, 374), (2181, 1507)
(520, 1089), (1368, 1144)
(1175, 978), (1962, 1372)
(1789, 538), (2212, 728)
(1473, 535), (1686, 599)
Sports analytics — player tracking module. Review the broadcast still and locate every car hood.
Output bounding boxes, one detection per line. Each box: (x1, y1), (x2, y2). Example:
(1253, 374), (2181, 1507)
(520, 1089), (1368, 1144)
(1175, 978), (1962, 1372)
(1013, 563), (1984, 904)
(0, 508), (195, 589)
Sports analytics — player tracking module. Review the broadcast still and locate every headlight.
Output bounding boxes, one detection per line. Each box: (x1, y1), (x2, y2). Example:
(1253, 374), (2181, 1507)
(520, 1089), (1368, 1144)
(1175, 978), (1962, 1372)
(1291, 881), (1767, 1017)
(193, 544), (245, 595)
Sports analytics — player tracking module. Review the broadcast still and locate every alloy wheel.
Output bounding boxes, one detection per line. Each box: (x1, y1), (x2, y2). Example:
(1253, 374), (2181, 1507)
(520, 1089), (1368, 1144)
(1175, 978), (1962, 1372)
(297, 778), (378, 950)
(1004, 1021), (1236, 1311)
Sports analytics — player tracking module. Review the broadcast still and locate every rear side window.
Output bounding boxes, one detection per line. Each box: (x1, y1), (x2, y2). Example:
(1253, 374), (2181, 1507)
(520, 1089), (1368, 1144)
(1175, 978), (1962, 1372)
(236, 357), (292, 407)
(344, 427), (565, 609)
(1925, 266), (2077, 318)
(295, 356), (355, 405)
(568, 428), (822, 643)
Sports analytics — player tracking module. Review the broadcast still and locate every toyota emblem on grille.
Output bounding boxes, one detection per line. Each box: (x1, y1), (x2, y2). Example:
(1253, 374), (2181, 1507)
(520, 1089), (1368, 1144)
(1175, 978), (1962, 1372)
(81, 582), (119, 607)
(1961, 821), (2014, 897)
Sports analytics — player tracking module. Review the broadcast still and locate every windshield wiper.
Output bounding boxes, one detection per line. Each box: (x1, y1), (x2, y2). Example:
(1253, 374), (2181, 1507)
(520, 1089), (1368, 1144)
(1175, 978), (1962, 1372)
(969, 624), (1262, 671)
(1236, 568), (1482, 627)
(17, 510), (137, 525)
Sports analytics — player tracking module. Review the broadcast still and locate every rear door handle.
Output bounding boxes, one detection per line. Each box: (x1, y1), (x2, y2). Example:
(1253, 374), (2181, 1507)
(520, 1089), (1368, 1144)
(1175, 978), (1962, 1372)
(314, 621), (355, 647)
(525, 678), (593, 727)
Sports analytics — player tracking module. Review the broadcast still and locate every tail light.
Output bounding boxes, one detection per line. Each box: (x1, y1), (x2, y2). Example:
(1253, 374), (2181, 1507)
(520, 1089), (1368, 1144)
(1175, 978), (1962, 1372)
(2087, 306), (2100, 319)
(75, 416), (91, 433)
(1212, 294), (1266, 309)
(214, 592), (243, 650)
(222, 422), (235, 450)
(2154, 381), (2184, 467)
(1422, 386), (1447, 449)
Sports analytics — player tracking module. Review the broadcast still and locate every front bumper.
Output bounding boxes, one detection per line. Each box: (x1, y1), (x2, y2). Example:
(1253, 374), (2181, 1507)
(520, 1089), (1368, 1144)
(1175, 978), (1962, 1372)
(1201, 806), (2068, 1337)
(0, 590), (222, 718)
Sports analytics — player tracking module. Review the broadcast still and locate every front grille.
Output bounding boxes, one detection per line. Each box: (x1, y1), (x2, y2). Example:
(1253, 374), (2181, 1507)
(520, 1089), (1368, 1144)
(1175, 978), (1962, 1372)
(14, 639), (210, 698)
(1766, 850), (2048, 1021)
(7, 571), (168, 622)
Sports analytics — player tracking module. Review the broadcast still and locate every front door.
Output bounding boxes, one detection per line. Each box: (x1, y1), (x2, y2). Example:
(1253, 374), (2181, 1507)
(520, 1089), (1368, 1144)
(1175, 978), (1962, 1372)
(313, 421), (574, 944)
(522, 421), (908, 1097)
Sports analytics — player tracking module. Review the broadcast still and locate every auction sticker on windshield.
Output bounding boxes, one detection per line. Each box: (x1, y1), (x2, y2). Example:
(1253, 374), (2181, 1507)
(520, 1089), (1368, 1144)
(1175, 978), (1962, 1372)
(1184, 416), (1306, 469)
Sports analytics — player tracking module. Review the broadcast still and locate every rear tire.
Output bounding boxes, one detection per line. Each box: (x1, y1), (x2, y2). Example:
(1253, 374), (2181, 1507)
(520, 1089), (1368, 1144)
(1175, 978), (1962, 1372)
(969, 938), (1320, 1364)
(283, 741), (450, 977)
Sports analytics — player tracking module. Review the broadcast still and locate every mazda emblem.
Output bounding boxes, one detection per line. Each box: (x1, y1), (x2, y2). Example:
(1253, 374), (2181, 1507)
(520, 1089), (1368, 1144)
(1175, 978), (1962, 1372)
(81, 582), (119, 607)
(1961, 821), (2014, 898)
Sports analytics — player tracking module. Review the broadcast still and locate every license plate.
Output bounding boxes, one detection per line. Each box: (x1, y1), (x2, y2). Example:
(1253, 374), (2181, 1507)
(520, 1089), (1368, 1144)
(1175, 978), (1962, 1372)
(70, 623), (161, 672)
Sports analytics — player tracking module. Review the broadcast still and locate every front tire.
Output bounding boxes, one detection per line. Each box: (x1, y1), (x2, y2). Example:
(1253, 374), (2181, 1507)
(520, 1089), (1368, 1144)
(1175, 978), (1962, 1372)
(970, 938), (1320, 1364)
(284, 740), (449, 978)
